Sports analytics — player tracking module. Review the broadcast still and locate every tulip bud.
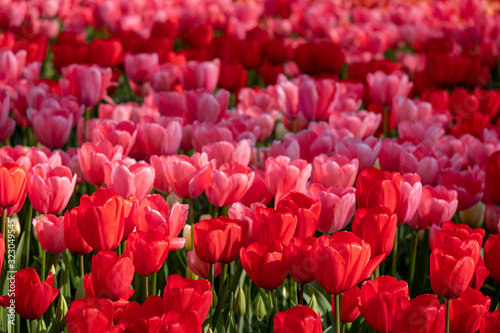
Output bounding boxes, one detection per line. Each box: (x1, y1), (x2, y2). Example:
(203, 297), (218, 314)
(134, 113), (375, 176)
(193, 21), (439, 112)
(199, 214), (212, 221)
(49, 265), (56, 277)
(255, 295), (267, 320)
(183, 224), (193, 251)
(275, 122), (289, 141)
(36, 319), (47, 333)
(76, 278), (86, 299)
(308, 294), (318, 313)
(459, 201), (485, 228)
(207, 329), (213, 333)
(185, 266), (198, 280)
(167, 193), (182, 206)
(282, 287), (287, 300)
(9, 214), (21, 238)
(235, 286), (246, 317)
(55, 295), (68, 329)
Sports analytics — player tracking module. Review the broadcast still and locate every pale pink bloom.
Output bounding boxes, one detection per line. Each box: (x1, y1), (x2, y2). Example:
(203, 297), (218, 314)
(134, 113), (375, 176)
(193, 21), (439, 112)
(400, 146), (441, 185)
(184, 89), (229, 124)
(0, 49), (26, 84)
(311, 154), (358, 189)
(395, 173), (423, 224)
(265, 156), (311, 205)
(150, 63), (179, 92)
(336, 81), (364, 112)
(192, 122), (234, 152)
(137, 118), (183, 157)
(202, 140), (251, 168)
(32, 214), (66, 254)
(397, 121), (445, 144)
(366, 70), (413, 105)
(104, 160), (155, 201)
(392, 97), (432, 123)
(329, 110), (381, 139)
(27, 107), (74, 148)
(205, 162), (255, 207)
(276, 77), (300, 118)
(0, 95), (15, 143)
(77, 140), (123, 185)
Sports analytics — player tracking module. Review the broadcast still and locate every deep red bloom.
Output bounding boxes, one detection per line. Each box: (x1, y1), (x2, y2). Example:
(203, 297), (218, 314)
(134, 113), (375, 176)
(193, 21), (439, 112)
(0, 163), (27, 215)
(273, 305), (322, 333)
(392, 294), (445, 333)
(124, 230), (170, 276)
(450, 287), (490, 333)
(355, 167), (401, 213)
(277, 192), (321, 238)
(294, 42), (344, 76)
(332, 286), (361, 323)
(65, 298), (115, 333)
(485, 151), (500, 205)
(64, 207), (92, 254)
(285, 237), (316, 284)
(484, 234), (500, 283)
(252, 206), (297, 245)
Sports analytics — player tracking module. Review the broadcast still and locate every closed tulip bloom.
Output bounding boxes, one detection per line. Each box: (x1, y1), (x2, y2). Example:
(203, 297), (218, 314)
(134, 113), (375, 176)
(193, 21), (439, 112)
(298, 77), (339, 121)
(124, 53), (159, 84)
(184, 89), (229, 124)
(137, 119), (182, 157)
(124, 230), (169, 276)
(252, 206), (297, 245)
(394, 173), (422, 224)
(205, 162), (254, 207)
(430, 242), (479, 299)
(85, 250), (135, 302)
(352, 206), (398, 258)
(115, 295), (165, 325)
(329, 111), (382, 140)
(32, 214), (66, 254)
(481, 309), (500, 333)
(78, 141), (123, 186)
(187, 250), (221, 279)
(484, 234), (500, 283)
(311, 154), (358, 189)
(359, 276), (409, 333)
(285, 237), (316, 284)
(159, 310), (202, 333)
(60, 64), (112, 107)
(277, 192), (321, 238)
(64, 208), (92, 254)
(439, 169), (484, 211)
(162, 274), (212, 324)
(239, 169), (274, 206)
(484, 204), (500, 233)
(193, 216), (248, 264)
(310, 232), (385, 295)
(355, 167), (401, 213)
(366, 71), (413, 105)
(409, 185), (458, 230)
(103, 160), (155, 201)
(65, 298), (115, 333)
(0, 163), (27, 214)
(0, 49), (26, 84)
(77, 189), (125, 251)
(137, 195), (188, 250)
(0, 95), (15, 144)
(27, 107), (74, 148)
(181, 59), (220, 92)
(450, 287), (490, 333)
(274, 305), (322, 333)
(0, 268), (59, 319)
(27, 164), (76, 214)
(265, 156), (311, 205)
(308, 184), (356, 234)
(240, 240), (289, 290)
(392, 294), (445, 333)
(485, 151), (500, 205)
(332, 286), (361, 323)
(159, 153), (212, 199)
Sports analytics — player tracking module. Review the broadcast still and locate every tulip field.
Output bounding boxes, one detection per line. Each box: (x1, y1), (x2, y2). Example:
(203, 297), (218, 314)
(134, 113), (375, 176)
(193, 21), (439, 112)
(2, 0), (500, 332)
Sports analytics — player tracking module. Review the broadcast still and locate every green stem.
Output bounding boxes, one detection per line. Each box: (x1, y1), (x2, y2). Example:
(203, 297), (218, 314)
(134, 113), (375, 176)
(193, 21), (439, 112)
(272, 289), (278, 313)
(208, 264), (214, 328)
(189, 198), (195, 249)
(30, 320), (34, 333)
(409, 230), (419, 295)
(445, 298), (450, 333)
(392, 225), (399, 277)
(41, 249), (46, 280)
(292, 118), (297, 133)
(219, 263), (227, 300)
(1, 208), (6, 245)
(145, 275), (149, 298)
(80, 254), (84, 278)
(299, 283), (305, 305)
(152, 272), (157, 296)
(24, 205), (33, 268)
(374, 266), (380, 279)
(334, 293), (342, 333)
(213, 206), (219, 219)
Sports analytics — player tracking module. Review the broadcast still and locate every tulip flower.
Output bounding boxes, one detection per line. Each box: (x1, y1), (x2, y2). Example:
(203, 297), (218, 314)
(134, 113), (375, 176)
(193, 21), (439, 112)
(394, 173), (422, 224)
(115, 295), (165, 325)
(60, 64), (112, 107)
(438, 169), (484, 211)
(265, 156), (311, 205)
(285, 237), (316, 284)
(124, 230), (170, 276)
(409, 185), (458, 230)
(392, 294), (446, 333)
(205, 162), (254, 208)
(0, 268), (59, 319)
(484, 234), (500, 283)
(193, 216), (248, 264)
(136, 119), (182, 157)
(240, 240), (289, 290)
(355, 167), (401, 213)
(84, 250), (135, 302)
(331, 286), (361, 323)
(484, 204), (500, 233)
(187, 250), (221, 279)
(359, 276), (409, 333)
(0, 95), (16, 144)
(366, 71), (413, 105)
(311, 154), (358, 189)
(64, 208), (92, 254)
(103, 160), (155, 201)
(239, 169), (274, 206)
(273, 305), (322, 333)
(27, 164), (76, 214)
(481, 309), (500, 333)
(485, 151), (500, 204)
(77, 189), (125, 251)
(32, 214), (66, 254)
(162, 274), (212, 324)
(77, 141), (123, 186)
(0, 234), (4, 272)
(184, 89), (229, 124)
(277, 192), (321, 238)
(0, 163), (27, 217)
(124, 53), (159, 84)
(65, 298), (115, 333)
(298, 77), (338, 121)
(251, 206), (297, 245)
(181, 59), (220, 92)
(449, 287), (490, 333)
(27, 107), (74, 148)
(160, 311), (202, 333)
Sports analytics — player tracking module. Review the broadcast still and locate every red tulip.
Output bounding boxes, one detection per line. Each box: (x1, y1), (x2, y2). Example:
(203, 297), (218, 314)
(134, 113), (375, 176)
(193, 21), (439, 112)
(27, 164), (76, 214)
(331, 286), (361, 323)
(64, 207), (92, 254)
(352, 206), (398, 258)
(115, 295), (165, 325)
(84, 250), (135, 302)
(273, 305), (322, 333)
(484, 234), (500, 283)
(193, 216), (248, 264)
(481, 309), (500, 333)
(217, 62), (248, 93)
(355, 167), (401, 213)
(240, 240), (289, 290)
(124, 230), (170, 276)
(205, 162), (254, 207)
(310, 232), (384, 295)
(359, 276), (409, 333)
(77, 141), (123, 186)
(392, 294), (446, 333)
(252, 206), (297, 245)
(0, 163), (27, 215)
(162, 274), (212, 324)
(65, 298), (115, 333)
(239, 169), (274, 207)
(0, 268), (59, 319)
(159, 311), (202, 333)
(77, 189), (125, 251)
(294, 42), (344, 76)
(485, 151), (500, 205)
(450, 287), (490, 333)
(32, 214), (66, 254)
(285, 237), (316, 284)
(277, 192), (321, 238)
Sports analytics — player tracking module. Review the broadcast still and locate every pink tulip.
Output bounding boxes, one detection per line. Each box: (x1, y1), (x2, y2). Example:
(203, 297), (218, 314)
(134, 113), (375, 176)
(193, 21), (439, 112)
(337, 81), (364, 112)
(392, 97), (432, 123)
(77, 140), (123, 185)
(60, 64), (113, 107)
(27, 107), (74, 148)
(202, 140), (251, 168)
(379, 139), (415, 172)
(311, 154), (358, 189)
(409, 185), (458, 230)
(400, 146), (441, 185)
(397, 121), (444, 144)
(159, 153), (212, 199)
(276, 77), (300, 118)
(329, 111), (381, 139)
(137, 118), (182, 157)
(148, 155), (172, 194)
(104, 160), (155, 201)
(150, 63), (179, 92)
(27, 164), (76, 214)
(32, 214), (66, 254)
(335, 137), (381, 172)
(0, 49), (26, 84)
(438, 168), (484, 211)
(156, 91), (187, 119)
(394, 173), (423, 224)
(366, 70), (413, 105)
(0, 95), (15, 143)
(265, 156), (311, 205)
(308, 183), (356, 234)
(181, 59), (220, 92)
(184, 89), (229, 124)
(90, 120), (137, 157)
(124, 53), (159, 85)
(298, 77), (339, 121)
(205, 162), (255, 207)
(192, 122), (234, 152)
